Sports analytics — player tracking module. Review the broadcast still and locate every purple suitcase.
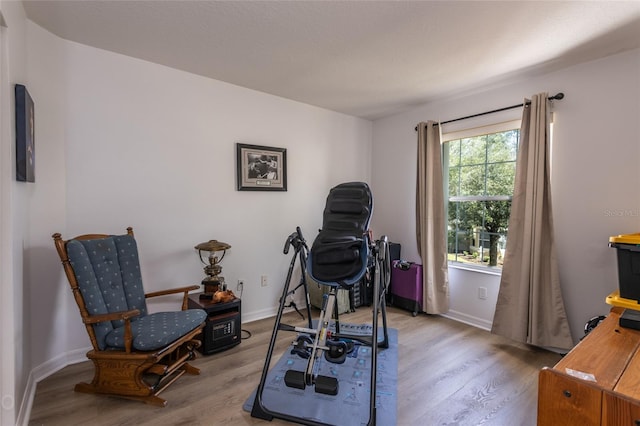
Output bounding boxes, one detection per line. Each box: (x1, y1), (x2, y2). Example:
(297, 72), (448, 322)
(390, 261), (423, 316)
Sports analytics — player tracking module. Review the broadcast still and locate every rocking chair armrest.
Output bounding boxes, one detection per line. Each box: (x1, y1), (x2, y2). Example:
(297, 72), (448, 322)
(82, 309), (141, 325)
(145, 285), (200, 310)
(144, 285), (200, 299)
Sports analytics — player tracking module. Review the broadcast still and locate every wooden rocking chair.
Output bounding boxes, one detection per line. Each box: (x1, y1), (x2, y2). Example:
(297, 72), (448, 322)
(53, 227), (207, 407)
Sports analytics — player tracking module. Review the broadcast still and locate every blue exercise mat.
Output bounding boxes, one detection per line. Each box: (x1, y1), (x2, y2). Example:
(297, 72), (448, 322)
(244, 323), (397, 425)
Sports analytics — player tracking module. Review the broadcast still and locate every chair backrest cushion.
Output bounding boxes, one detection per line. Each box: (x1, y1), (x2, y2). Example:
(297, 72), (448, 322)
(112, 234), (148, 316)
(66, 234), (148, 350)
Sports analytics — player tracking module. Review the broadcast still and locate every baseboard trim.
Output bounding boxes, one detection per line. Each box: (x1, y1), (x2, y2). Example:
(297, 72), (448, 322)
(17, 347), (89, 426)
(243, 306), (299, 324)
(242, 307), (278, 324)
(442, 309), (493, 331)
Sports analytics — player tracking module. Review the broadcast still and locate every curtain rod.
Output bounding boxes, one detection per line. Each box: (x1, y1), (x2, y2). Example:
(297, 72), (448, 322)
(414, 92), (564, 131)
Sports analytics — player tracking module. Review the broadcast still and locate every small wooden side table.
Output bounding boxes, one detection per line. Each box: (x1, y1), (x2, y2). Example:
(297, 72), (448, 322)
(188, 294), (241, 354)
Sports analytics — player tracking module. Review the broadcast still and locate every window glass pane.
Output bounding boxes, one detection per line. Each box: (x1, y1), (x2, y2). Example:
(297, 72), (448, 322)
(484, 200), (511, 235)
(447, 201), (472, 262)
(459, 200), (483, 233)
(487, 130), (519, 163)
(486, 162), (515, 195)
(459, 165), (485, 196)
(448, 140), (461, 167)
(483, 200), (510, 267)
(448, 165), (460, 197)
(460, 137), (486, 166)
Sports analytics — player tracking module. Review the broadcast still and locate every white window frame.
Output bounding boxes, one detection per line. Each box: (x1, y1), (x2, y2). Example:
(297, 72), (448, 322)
(442, 119), (521, 272)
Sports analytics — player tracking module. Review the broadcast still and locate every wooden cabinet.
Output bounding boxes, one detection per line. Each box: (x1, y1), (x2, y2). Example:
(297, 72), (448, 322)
(538, 307), (640, 425)
(602, 392), (640, 425)
(538, 369), (602, 425)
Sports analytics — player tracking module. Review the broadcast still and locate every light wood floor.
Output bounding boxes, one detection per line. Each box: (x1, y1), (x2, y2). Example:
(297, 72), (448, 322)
(28, 306), (561, 426)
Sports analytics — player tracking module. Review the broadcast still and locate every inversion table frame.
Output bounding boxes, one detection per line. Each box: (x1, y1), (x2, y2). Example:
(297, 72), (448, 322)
(251, 227), (390, 426)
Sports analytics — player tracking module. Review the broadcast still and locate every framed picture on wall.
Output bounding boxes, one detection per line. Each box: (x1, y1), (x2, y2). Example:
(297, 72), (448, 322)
(15, 84), (35, 182)
(236, 143), (287, 191)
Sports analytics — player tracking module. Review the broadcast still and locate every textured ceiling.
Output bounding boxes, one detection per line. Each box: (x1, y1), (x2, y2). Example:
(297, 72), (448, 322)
(23, 1), (640, 120)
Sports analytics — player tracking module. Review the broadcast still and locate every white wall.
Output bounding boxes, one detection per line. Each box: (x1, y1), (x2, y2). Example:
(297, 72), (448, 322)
(0, 0), (29, 424)
(24, 23), (372, 380)
(372, 48), (640, 342)
(23, 19), (69, 388)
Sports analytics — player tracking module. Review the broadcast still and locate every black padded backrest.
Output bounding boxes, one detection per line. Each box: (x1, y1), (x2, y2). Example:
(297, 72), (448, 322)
(321, 182), (372, 235)
(309, 182), (373, 286)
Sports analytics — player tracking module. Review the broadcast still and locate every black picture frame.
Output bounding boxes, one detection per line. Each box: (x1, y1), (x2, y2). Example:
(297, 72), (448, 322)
(236, 143), (287, 191)
(15, 84), (35, 182)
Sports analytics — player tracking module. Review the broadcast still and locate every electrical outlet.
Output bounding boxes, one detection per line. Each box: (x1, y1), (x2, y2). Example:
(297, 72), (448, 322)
(237, 279), (244, 291)
(261, 275), (268, 287)
(478, 286), (488, 300)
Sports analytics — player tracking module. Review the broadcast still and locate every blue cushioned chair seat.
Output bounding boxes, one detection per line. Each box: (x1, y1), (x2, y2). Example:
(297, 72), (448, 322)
(105, 309), (207, 351)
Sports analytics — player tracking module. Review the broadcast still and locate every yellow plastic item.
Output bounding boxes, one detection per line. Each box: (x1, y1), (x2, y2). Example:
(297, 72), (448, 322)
(609, 233), (640, 245)
(606, 290), (640, 311)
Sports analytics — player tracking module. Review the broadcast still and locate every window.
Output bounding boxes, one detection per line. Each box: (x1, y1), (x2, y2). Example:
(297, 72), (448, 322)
(443, 121), (520, 269)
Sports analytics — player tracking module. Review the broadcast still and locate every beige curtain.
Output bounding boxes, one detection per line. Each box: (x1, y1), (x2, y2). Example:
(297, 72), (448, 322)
(416, 121), (449, 314)
(491, 93), (573, 350)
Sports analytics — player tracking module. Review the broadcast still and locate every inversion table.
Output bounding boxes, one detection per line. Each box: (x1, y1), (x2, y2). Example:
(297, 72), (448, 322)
(251, 182), (391, 426)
